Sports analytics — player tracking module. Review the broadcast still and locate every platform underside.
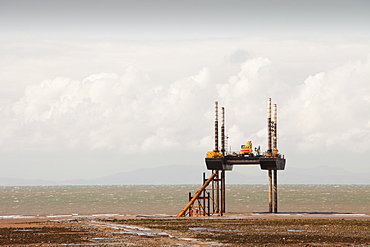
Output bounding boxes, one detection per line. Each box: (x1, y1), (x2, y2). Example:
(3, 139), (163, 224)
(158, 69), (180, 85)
(205, 158), (233, 171)
(205, 155), (286, 171)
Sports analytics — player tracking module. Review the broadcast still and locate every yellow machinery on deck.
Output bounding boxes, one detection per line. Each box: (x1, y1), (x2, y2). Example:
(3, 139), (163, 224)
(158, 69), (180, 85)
(207, 151), (222, 158)
(240, 141), (252, 155)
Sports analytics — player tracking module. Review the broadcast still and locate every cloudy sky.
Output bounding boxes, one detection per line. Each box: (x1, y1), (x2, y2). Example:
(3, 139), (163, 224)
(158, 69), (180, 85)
(1, 0), (370, 181)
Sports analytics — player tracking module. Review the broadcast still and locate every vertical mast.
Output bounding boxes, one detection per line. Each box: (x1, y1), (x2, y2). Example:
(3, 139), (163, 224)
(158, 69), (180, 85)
(273, 103), (277, 154)
(221, 107), (225, 156)
(273, 103), (278, 212)
(267, 98), (272, 154)
(221, 106), (226, 214)
(214, 101), (220, 213)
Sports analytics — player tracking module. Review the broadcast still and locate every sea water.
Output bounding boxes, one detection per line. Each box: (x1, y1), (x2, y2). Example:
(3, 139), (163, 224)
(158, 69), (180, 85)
(0, 184), (369, 217)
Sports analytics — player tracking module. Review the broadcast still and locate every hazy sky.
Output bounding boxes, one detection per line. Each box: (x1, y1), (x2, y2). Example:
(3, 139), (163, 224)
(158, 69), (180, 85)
(1, 0), (370, 39)
(1, 0), (370, 181)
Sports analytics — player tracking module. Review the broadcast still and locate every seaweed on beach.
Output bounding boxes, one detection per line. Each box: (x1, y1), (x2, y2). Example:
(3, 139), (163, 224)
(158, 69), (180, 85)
(0, 217), (369, 246)
(106, 218), (370, 246)
(0, 226), (90, 245)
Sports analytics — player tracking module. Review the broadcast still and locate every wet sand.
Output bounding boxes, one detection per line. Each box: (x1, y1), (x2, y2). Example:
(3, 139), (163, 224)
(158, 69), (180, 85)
(0, 213), (369, 246)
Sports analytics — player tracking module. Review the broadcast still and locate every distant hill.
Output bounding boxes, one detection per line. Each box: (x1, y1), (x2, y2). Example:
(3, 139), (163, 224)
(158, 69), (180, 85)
(0, 165), (369, 186)
(0, 177), (58, 186)
(279, 166), (370, 184)
(67, 165), (208, 185)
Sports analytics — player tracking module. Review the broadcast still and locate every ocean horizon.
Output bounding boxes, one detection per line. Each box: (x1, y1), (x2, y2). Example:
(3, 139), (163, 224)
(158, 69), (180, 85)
(1, 184), (369, 217)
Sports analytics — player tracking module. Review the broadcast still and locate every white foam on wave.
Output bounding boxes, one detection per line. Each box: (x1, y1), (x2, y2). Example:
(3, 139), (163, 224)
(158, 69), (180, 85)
(91, 214), (120, 217)
(46, 214), (75, 218)
(0, 215), (37, 219)
(333, 213), (367, 216)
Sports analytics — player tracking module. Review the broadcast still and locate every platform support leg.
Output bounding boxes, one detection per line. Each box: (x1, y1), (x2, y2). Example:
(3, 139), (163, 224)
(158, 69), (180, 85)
(202, 172), (206, 216)
(215, 171), (219, 213)
(207, 192), (210, 216)
(273, 169), (278, 213)
(221, 170), (226, 215)
(268, 170), (273, 213)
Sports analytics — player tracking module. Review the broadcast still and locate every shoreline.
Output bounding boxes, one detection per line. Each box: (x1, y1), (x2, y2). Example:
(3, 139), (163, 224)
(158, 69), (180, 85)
(1, 211), (370, 221)
(0, 213), (369, 246)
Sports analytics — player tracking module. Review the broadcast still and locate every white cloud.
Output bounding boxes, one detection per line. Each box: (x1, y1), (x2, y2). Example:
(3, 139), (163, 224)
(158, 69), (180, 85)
(215, 56), (288, 152)
(1, 38), (370, 179)
(283, 55), (370, 153)
(3, 52), (370, 156)
(2, 66), (217, 154)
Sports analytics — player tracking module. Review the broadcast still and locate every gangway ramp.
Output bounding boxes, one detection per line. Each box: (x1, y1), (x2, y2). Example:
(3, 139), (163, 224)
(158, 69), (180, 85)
(176, 173), (216, 217)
